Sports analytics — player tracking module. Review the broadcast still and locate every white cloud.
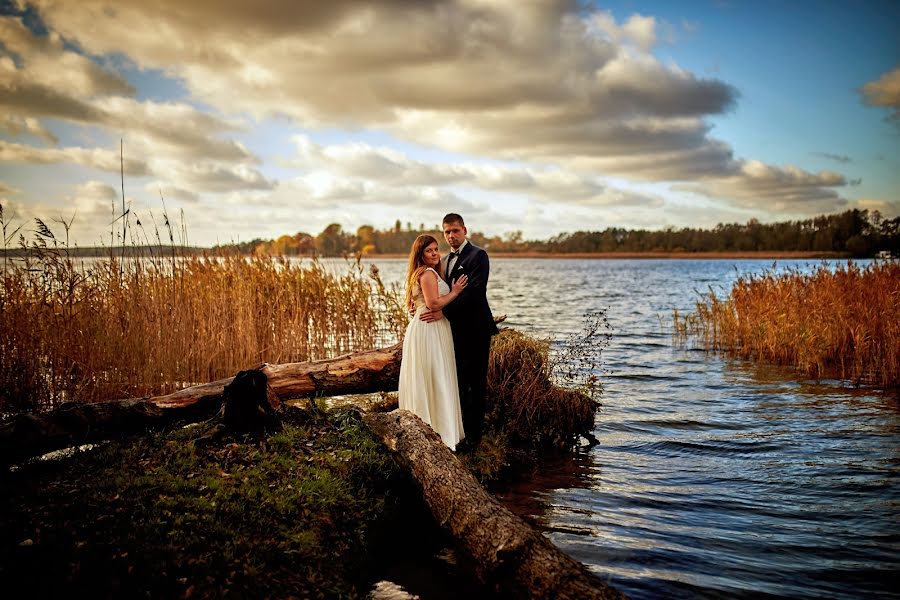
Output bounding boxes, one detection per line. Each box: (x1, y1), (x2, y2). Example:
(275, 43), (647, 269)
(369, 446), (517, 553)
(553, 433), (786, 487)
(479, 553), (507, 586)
(591, 11), (658, 51)
(289, 135), (662, 207)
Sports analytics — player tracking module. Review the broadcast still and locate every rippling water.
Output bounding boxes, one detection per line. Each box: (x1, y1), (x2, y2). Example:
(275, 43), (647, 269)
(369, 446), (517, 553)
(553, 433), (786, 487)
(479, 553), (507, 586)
(345, 257), (900, 599)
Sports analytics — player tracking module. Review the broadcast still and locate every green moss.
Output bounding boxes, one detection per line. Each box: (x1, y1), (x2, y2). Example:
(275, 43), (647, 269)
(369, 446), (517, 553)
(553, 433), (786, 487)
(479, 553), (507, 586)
(0, 408), (402, 598)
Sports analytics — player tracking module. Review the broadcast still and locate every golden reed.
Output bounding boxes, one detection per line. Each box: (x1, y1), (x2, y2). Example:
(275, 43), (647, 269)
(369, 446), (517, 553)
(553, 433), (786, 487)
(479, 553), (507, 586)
(674, 261), (899, 388)
(1, 245), (405, 412)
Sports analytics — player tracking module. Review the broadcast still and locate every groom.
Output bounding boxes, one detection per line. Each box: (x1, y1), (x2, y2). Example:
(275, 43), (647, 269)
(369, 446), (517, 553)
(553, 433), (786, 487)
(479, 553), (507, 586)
(422, 213), (498, 449)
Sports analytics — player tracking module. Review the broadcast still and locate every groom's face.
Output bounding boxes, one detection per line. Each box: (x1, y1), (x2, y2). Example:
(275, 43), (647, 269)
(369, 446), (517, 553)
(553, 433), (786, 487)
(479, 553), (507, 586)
(443, 221), (467, 249)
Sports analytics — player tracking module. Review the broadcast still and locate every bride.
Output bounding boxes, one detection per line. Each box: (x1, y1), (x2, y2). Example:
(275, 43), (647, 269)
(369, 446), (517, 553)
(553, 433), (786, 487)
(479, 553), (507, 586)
(398, 234), (468, 450)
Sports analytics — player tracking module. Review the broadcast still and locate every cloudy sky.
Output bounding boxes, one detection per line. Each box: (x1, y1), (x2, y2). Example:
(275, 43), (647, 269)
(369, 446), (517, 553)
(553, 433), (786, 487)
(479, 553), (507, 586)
(1, 0), (898, 247)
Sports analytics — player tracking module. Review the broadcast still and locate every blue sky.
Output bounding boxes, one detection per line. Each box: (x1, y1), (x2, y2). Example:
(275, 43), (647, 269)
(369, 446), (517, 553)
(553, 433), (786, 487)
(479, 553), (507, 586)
(1, 0), (897, 246)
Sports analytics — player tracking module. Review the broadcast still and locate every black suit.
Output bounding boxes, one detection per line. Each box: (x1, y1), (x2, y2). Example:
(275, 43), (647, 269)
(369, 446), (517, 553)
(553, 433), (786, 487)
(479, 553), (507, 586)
(442, 241), (498, 443)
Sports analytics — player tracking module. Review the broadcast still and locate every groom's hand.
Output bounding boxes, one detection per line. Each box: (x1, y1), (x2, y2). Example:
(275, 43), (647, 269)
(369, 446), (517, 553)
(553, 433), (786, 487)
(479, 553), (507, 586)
(419, 308), (444, 323)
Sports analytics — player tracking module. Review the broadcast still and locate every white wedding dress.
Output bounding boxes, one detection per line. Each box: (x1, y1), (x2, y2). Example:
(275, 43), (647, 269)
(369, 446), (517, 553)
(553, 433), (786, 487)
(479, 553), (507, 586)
(398, 268), (465, 450)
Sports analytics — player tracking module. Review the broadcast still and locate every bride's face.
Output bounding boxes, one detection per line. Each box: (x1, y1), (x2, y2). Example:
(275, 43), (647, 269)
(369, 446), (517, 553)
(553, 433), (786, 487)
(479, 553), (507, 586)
(422, 242), (440, 268)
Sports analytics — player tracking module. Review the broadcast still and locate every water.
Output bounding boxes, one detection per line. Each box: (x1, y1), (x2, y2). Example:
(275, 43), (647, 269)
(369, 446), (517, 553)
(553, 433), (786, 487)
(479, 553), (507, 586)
(349, 257), (900, 599)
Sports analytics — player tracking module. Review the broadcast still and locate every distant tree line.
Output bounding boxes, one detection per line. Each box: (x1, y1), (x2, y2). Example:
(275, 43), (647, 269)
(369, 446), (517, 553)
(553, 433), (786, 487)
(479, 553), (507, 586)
(212, 210), (899, 259)
(540, 210), (899, 256)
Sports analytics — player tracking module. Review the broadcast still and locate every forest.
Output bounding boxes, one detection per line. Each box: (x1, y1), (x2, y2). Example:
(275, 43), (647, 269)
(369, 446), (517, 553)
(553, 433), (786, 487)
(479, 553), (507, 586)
(225, 209), (899, 258)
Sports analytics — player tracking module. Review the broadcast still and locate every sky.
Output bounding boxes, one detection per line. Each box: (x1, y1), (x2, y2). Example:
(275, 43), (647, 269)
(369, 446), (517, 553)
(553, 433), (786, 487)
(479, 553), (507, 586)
(0, 0), (898, 247)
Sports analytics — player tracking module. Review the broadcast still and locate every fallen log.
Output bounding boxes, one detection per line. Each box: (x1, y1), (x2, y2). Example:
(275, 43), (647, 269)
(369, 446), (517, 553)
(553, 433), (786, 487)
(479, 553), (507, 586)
(153, 342), (403, 409)
(1, 343), (401, 466)
(363, 409), (627, 600)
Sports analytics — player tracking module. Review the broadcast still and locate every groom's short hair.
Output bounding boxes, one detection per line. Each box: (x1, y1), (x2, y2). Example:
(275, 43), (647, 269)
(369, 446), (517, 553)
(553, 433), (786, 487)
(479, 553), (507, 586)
(442, 213), (465, 227)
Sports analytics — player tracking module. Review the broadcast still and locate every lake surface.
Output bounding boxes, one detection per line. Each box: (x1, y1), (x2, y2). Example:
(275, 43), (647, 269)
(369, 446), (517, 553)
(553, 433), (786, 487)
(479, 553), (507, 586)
(349, 257), (899, 599)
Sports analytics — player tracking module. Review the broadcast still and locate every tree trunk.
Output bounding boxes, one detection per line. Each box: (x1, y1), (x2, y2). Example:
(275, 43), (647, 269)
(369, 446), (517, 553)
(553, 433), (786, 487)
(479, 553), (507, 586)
(363, 409), (628, 600)
(1, 343), (402, 466)
(152, 342), (402, 408)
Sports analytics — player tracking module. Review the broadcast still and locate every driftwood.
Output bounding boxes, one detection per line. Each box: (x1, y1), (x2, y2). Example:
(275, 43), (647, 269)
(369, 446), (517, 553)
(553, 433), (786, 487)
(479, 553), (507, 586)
(1, 343), (401, 465)
(363, 409), (627, 600)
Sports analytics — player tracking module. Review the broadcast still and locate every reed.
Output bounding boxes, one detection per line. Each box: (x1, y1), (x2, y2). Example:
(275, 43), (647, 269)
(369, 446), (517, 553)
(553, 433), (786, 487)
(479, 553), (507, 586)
(486, 326), (603, 449)
(0, 219), (406, 413)
(673, 261), (900, 388)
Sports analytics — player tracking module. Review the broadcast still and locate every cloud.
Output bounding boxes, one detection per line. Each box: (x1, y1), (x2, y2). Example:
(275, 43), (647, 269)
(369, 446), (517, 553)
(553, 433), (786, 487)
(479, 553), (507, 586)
(289, 135), (662, 207)
(0, 182), (20, 196)
(0, 16), (134, 98)
(1, 114), (58, 144)
(0, 29), (253, 162)
(1, 1), (871, 244)
(861, 66), (900, 122)
(591, 11), (658, 51)
(0, 140), (150, 175)
(27, 1), (738, 180)
(1, 14), (264, 192)
(849, 198), (900, 217)
(75, 180), (118, 202)
(150, 160), (275, 193)
(812, 152), (851, 164)
(72, 180), (118, 219)
(144, 182), (199, 203)
(674, 160), (849, 214)
(0, 181), (126, 246)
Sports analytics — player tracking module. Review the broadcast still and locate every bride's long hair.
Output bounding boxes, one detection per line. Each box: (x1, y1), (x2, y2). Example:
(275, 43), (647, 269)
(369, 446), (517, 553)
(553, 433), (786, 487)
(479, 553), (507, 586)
(405, 234), (439, 311)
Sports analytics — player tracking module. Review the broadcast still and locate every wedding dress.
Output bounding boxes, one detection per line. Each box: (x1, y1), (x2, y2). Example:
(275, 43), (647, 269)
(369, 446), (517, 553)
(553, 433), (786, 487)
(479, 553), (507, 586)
(398, 268), (465, 449)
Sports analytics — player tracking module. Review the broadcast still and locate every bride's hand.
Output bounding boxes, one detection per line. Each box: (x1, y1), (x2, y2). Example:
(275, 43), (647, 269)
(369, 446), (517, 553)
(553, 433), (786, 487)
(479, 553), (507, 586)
(452, 274), (468, 295)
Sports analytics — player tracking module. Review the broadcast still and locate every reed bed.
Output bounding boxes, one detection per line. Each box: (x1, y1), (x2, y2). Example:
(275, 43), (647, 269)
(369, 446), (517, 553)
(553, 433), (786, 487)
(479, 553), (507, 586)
(1, 234), (406, 413)
(673, 261), (900, 388)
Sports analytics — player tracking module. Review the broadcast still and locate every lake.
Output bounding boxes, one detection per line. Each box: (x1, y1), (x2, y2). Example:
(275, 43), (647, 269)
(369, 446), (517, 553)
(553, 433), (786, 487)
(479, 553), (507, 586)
(347, 257), (899, 599)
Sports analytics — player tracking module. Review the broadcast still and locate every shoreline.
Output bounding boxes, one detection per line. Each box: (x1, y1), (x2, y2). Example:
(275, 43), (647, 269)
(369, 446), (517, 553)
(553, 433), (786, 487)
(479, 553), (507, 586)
(0, 249), (851, 260)
(365, 250), (848, 260)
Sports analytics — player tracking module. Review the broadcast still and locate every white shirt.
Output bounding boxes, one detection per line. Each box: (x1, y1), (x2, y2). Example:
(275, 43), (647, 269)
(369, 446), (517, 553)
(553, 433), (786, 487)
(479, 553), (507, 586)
(446, 239), (468, 277)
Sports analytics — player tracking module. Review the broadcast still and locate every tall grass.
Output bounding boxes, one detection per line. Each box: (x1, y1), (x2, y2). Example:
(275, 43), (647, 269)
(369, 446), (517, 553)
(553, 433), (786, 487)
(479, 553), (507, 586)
(0, 217), (406, 413)
(673, 261), (900, 388)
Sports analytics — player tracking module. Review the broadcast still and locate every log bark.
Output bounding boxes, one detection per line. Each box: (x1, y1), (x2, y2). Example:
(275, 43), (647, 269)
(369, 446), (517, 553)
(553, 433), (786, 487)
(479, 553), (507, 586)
(363, 409), (628, 600)
(1, 343), (402, 465)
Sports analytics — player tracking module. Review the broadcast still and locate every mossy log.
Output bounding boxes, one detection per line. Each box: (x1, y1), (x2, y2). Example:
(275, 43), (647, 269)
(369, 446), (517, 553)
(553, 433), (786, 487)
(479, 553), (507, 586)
(363, 409), (627, 600)
(0, 343), (402, 465)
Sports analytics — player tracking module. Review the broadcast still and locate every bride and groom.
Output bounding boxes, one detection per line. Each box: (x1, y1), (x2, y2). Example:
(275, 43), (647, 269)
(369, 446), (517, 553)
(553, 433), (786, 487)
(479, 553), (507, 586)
(398, 213), (499, 452)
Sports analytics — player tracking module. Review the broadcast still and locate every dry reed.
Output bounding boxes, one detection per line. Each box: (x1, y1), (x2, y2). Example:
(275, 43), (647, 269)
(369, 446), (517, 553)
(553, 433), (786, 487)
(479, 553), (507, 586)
(486, 329), (599, 449)
(673, 261), (900, 388)
(0, 224), (406, 413)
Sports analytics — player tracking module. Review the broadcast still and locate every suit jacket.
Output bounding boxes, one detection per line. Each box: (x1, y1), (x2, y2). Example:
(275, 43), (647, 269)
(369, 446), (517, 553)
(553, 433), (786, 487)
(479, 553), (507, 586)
(441, 241), (499, 342)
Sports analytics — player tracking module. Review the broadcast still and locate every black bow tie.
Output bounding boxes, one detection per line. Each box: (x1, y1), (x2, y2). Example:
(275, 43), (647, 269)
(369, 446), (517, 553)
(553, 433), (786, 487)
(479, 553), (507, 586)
(449, 250), (460, 257)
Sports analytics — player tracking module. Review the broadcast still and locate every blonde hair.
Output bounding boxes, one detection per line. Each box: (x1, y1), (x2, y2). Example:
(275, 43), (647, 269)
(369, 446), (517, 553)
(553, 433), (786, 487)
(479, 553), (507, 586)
(405, 234), (439, 310)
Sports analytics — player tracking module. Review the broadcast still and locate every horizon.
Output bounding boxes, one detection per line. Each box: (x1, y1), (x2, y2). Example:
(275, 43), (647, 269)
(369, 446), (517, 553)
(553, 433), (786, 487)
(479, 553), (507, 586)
(1, 0), (898, 247)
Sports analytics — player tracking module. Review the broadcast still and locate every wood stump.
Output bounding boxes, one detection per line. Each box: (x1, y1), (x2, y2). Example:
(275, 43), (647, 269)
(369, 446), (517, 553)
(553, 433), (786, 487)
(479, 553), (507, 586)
(221, 369), (281, 431)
